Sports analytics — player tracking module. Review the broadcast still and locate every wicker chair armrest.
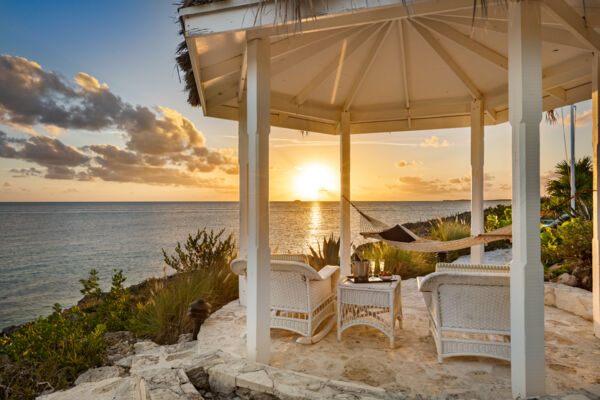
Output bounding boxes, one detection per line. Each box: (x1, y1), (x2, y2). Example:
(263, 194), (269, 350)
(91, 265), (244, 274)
(318, 265), (339, 280)
(417, 271), (509, 292)
(271, 260), (323, 280)
(416, 275), (429, 291)
(271, 254), (309, 263)
(230, 258), (247, 276)
(435, 263), (510, 273)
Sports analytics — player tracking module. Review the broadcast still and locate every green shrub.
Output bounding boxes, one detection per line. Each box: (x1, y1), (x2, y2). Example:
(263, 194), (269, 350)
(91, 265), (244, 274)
(554, 218), (592, 264)
(0, 305), (106, 399)
(429, 217), (471, 242)
(130, 267), (237, 344)
(307, 234), (340, 270)
(132, 228), (238, 344)
(79, 268), (101, 299)
(162, 228), (236, 273)
(485, 206), (512, 231)
(79, 269), (131, 331)
(428, 217), (471, 261)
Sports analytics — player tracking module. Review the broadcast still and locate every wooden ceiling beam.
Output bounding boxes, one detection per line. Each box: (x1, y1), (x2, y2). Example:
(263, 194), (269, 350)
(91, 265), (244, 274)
(429, 14), (591, 50)
(205, 27), (363, 109)
(293, 23), (384, 106)
(411, 19), (499, 121)
(271, 25), (366, 77)
(409, 19), (483, 99)
(343, 22), (393, 111)
(417, 17), (508, 70)
(201, 27), (355, 83)
(543, 0), (600, 52)
(397, 20), (411, 127)
(237, 44), (248, 102)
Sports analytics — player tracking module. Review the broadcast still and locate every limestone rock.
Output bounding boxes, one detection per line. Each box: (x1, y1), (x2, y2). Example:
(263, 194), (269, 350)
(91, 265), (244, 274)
(134, 340), (160, 354)
(557, 273), (577, 287)
(115, 354), (135, 369)
(179, 333), (194, 343)
(104, 331), (136, 365)
(553, 283), (593, 320)
(544, 284), (556, 306)
(181, 382), (204, 400)
(186, 365), (210, 390)
(236, 369), (274, 394)
(74, 366), (124, 385)
(39, 377), (135, 400)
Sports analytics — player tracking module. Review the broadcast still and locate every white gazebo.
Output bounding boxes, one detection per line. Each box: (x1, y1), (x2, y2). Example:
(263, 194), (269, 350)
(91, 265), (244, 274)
(178, 0), (600, 397)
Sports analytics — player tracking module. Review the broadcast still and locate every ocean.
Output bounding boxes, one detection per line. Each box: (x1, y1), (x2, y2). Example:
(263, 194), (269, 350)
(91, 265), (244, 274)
(0, 200), (508, 328)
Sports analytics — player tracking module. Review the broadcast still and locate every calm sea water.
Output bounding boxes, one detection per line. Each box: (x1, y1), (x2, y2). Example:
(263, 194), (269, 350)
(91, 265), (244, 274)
(0, 201), (508, 328)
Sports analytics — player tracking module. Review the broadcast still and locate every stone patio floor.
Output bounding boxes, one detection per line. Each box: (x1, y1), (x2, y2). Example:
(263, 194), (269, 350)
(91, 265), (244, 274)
(198, 278), (600, 400)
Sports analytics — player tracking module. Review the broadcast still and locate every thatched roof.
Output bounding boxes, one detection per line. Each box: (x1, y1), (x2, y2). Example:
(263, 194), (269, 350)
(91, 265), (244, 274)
(177, 0), (225, 107)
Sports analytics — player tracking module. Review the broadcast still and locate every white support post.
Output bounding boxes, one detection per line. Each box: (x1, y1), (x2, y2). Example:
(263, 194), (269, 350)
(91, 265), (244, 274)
(246, 38), (271, 364)
(508, 1), (546, 398)
(470, 98), (485, 264)
(340, 111), (351, 277)
(592, 53), (600, 338)
(238, 92), (249, 307)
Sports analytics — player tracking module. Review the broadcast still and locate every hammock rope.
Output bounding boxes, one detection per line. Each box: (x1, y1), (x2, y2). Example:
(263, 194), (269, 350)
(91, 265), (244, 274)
(344, 196), (512, 253)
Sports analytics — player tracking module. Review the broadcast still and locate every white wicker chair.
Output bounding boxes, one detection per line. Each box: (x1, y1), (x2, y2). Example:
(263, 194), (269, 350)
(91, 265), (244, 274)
(231, 254), (339, 344)
(417, 263), (511, 363)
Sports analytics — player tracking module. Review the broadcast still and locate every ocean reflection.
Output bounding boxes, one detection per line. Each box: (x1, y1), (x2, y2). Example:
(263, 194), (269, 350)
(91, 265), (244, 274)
(308, 202), (322, 243)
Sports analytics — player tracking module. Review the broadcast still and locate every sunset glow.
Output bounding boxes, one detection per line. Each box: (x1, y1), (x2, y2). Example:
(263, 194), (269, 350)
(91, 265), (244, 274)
(292, 164), (337, 201)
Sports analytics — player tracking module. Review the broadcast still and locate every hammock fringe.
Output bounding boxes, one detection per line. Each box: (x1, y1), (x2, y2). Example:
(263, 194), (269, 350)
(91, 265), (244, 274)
(344, 197), (512, 253)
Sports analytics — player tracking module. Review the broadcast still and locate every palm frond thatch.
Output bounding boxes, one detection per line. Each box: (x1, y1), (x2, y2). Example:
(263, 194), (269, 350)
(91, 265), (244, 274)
(176, 0), (214, 107)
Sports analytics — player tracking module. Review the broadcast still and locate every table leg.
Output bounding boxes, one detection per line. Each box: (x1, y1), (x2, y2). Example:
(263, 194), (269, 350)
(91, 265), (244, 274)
(337, 288), (342, 342)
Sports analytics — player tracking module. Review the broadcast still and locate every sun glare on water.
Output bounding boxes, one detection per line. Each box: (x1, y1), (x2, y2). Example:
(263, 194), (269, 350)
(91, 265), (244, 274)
(293, 164), (337, 201)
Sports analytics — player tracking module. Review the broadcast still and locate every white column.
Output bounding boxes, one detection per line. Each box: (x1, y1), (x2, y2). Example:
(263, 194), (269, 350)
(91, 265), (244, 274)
(246, 38), (271, 364)
(340, 112), (351, 277)
(238, 92), (249, 306)
(592, 53), (600, 338)
(508, 1), (545, 398)
(470, 98), (485, 264)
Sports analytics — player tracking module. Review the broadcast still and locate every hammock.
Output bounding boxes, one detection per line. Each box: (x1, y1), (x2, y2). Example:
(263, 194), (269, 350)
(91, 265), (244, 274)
(348, 199), (512, 253)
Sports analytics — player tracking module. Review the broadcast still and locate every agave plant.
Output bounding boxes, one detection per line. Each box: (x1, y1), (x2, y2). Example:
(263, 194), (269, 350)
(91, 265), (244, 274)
(307, 234), (340, 270)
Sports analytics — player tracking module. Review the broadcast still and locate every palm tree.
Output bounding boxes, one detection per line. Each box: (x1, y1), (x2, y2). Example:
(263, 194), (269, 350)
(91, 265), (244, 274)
(545, 156), (592, 217)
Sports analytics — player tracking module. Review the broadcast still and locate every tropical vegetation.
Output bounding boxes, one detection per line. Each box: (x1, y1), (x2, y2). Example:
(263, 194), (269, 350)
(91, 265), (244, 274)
(307, 234), (340, 270)
(0, 228), (238, 400)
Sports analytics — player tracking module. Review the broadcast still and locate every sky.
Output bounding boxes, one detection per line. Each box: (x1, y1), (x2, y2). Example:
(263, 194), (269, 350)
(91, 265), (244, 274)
(0, 2), (594, 202)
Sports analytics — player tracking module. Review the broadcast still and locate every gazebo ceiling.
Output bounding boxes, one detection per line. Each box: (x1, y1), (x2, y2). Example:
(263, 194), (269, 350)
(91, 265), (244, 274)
(180, 0), (599, 135)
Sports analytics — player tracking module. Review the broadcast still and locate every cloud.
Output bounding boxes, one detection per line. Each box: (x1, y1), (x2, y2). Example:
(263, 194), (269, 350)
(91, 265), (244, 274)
(387, 173), (496, 195)
(42, 125), (63, 135)
(0, 55), (239, 188)
(420, 136), (451, 148)
(74, 72), (108, 91)
(556, 109), (592, 128)
(395, 160), (423, 168)
(9, 167), (43, 177)
(1, 131), (88, 179)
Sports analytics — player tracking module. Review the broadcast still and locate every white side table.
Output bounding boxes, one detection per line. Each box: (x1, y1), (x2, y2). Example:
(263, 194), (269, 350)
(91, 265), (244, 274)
(337, 276), (402, 348)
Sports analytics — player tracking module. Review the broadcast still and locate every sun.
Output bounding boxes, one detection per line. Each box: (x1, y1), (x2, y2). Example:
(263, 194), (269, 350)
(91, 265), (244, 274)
(293, 164), (337, 201)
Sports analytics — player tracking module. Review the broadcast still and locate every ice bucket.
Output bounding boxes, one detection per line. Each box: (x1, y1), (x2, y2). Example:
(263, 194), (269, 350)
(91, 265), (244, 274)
(351, 260), (370, 283)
